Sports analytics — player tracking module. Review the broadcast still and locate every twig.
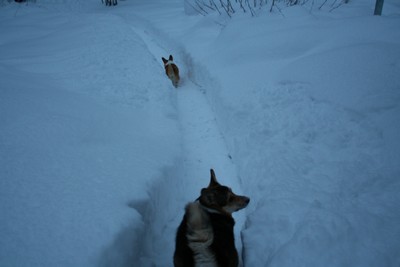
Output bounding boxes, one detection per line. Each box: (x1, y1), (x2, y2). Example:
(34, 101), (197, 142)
(193, 0), (209, 15)
(246, 0), (256, 16)
(329, 0), (343, 12)
(318, 0), (329, 9)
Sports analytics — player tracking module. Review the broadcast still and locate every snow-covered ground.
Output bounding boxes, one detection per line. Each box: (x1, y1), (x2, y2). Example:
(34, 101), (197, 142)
(1, 0), (399, 266)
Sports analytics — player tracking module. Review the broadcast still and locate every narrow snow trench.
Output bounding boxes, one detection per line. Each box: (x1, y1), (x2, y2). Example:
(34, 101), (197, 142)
(128, 19), (248, 266)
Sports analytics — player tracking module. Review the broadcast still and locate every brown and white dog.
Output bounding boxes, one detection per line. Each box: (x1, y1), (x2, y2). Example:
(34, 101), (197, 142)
(174, 169), (250, 267)
(162, 55), (180, 88)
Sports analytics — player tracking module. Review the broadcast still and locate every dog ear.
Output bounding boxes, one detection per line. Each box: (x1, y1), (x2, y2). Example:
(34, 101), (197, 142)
(169, 55), (173, 61)
(208, 169), (220, 188)
(162, 57), (168, 64)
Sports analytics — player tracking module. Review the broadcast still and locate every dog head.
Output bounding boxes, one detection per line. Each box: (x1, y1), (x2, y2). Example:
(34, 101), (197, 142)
(162, 55), (174, 66)
(199, 169), (250, 216)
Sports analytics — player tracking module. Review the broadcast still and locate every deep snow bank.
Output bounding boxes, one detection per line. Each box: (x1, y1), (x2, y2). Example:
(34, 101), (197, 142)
(2, 1), (400, 266)
(191, 7), (400, 267)
(0, 3), (181, 266)
(131, 1), (400, 266)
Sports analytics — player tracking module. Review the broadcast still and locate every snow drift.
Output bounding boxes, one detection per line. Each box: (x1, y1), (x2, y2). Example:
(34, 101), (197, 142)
(1, 0), (399, 266)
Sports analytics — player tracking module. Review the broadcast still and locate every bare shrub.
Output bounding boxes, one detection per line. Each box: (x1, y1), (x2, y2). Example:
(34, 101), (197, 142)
(184, 0), (349, 16)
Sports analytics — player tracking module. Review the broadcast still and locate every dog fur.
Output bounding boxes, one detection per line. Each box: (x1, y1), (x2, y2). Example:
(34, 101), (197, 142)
(162, 55), (180, 88)
(174, 169), (250, 267)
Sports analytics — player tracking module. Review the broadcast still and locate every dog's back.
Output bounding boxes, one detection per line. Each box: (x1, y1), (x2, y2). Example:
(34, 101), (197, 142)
(162, 55), (180, 88)
(174, 203), (215, 267)
(174, 169), (249, 267)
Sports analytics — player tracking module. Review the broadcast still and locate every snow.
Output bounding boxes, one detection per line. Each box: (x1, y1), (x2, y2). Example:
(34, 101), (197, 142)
(1, 0), (399, 266)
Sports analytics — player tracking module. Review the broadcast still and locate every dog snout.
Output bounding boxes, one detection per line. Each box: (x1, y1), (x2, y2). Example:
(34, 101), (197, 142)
(242, 196), (250, 206)
(235, 195), (250, 207)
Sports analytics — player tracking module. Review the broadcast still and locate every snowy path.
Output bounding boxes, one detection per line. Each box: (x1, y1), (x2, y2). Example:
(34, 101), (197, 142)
(124, 14), (247, 266)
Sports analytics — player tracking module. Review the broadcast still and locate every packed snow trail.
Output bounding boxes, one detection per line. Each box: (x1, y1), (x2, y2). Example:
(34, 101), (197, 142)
(116, 11), (248, 267)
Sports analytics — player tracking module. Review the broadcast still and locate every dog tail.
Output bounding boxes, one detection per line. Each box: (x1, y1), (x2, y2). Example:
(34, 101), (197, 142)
(185, 202), (217, 266)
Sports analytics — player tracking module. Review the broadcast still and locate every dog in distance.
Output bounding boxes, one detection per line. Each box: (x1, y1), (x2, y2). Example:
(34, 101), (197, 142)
(162, 55), (180, 88)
